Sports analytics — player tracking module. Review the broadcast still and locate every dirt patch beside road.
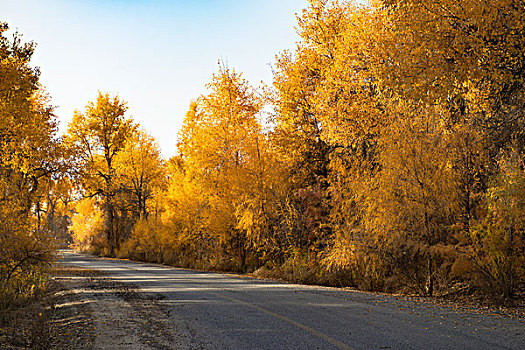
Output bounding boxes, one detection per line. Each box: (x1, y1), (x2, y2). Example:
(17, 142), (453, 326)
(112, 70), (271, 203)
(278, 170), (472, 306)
(50, 266), (99, 349)
(50, 265), (189, 350)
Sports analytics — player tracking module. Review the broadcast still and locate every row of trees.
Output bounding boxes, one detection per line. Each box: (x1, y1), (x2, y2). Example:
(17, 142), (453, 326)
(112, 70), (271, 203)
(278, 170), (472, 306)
(270, 0), (525, 298)
(132, 0), (522, 299)
(70, 0), (524, 299)
(67, 92), (166, 257)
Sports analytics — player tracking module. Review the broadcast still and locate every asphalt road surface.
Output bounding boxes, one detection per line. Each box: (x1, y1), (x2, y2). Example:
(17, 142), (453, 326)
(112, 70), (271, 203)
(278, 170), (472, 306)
(57, 251), (524, 350)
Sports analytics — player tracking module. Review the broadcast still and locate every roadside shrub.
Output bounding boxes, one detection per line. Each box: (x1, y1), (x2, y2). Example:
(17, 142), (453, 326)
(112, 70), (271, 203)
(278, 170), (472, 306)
(0, 222), (55, 308)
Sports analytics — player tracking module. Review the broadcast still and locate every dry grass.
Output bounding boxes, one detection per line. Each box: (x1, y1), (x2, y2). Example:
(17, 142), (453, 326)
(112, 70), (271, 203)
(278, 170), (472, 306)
(0, 283), (55, 349)
(0, 265), (102, 349)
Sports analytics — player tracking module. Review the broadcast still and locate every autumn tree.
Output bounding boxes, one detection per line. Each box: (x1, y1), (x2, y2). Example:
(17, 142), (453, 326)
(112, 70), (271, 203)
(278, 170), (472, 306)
(0, 23), (60, 303)
(66, 92), (136, 256)
(270, 0), (357, 269)
(168, 64), (284, 270)
(70, 197), (104, 252)
(461, 150), (525, 298)
(114, 129), (166, 220)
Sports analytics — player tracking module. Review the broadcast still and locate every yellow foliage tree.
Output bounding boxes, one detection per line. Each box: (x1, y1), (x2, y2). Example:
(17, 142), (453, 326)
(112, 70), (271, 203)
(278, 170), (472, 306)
(169, 64), (280, 270)
(0, 23), (60, 303)
(114, 129), (167, 220)
(70, 198), (104, 252)
(66, 92), (136, 256)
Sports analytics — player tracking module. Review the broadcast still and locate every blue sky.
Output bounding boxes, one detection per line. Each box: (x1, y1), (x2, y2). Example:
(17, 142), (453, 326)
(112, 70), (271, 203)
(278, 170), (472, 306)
(2, 0), (309, 156)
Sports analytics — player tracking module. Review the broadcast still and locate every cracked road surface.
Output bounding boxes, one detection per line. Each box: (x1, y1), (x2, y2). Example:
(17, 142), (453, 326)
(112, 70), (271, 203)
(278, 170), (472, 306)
(57, 251), (524, 350)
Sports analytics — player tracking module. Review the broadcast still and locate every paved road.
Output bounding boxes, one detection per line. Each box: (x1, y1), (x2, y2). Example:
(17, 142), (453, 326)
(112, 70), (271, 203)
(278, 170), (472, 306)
(58, 251), (523, 350)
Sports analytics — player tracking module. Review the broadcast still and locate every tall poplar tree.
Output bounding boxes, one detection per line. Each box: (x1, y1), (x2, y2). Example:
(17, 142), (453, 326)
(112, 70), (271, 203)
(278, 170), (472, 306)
(66, 92), (136, 256)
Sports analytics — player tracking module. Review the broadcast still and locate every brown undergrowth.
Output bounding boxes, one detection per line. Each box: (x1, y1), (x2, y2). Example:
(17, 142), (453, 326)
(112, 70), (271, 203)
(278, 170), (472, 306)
(0, 266), (99, 349)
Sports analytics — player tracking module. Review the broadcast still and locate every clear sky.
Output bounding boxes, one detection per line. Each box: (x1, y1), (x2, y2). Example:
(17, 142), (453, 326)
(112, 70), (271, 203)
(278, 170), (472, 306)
(2, 0), (309, 157)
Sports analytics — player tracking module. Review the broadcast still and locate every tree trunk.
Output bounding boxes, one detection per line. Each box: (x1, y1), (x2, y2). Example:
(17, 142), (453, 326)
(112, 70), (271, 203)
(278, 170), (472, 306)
(427, 255), (434, 297)
(505, 224), (514, 298)
(104, 200), (115, 257)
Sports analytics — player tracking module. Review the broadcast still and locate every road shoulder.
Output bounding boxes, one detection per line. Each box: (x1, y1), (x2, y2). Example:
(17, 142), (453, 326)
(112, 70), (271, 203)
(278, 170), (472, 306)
(51, 264), (191, 350)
